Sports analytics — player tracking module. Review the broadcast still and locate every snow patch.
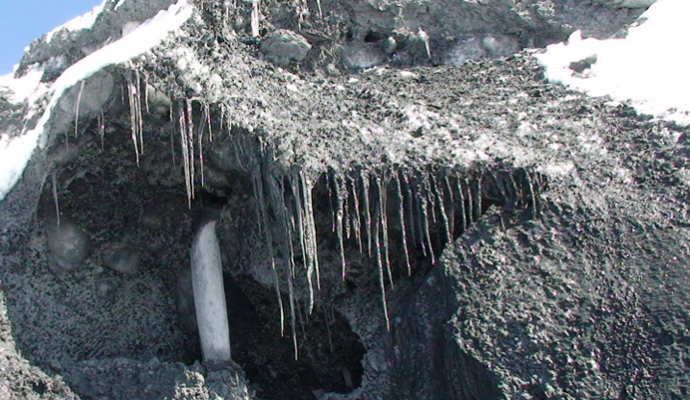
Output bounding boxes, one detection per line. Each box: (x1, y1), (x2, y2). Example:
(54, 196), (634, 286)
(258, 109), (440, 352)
(45, 0), (108, 42)
(535, 0), (690, 126)
(0, 0), (194, 202)
(0, 64), (48, 104)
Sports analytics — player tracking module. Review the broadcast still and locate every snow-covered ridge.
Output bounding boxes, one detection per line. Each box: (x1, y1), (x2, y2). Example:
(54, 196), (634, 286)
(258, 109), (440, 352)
(0, 0), (194, 202)
(45, 1), (108, 43)
(536, 0), (690, 125)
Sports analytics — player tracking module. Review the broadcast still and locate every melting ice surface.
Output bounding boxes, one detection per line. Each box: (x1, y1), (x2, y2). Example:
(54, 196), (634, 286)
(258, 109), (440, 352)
(0, 0), (193, 201)
(536, 0), (690, 126)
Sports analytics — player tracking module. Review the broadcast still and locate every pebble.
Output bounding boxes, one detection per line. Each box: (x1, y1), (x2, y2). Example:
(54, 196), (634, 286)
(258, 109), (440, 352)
(46, 218), (91, 272)
(101, 242), (140, 275)
(260, 29), (312, 67)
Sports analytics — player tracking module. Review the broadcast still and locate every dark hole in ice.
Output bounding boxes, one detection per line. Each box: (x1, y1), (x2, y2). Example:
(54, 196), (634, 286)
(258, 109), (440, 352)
(364, 30), (386, 43)
(221, 274), (365, 400)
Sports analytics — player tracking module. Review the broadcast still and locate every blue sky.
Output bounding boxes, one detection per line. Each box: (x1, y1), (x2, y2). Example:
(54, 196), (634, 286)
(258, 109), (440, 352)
(0, 0), (101, 75)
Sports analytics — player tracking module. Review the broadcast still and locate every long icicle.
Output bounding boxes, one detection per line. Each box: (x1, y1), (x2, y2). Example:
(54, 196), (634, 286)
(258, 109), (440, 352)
(74, 80), (85, 143)
(126, 73), (140, 165)
(170, 104), (176, 168)
(186, 99), (195, 198)
(442, 174), (456, 239)
(531, 171), (542, 218)
(178, 102), (192, 207)
(401, 171), (417, 250)
(198, 102), (207, 187)
(251, 0), (260, 37)
(431, 174), (451, 245)
(98, 110), (105, 150)
(411, 175), (427, 258)
(301, 171), (320, 292)
(252, 165), (285, 336)
(334, 173), (347, 279)
(456, 177), (467, 232)
(372, 183), (391, 332)
(360, 173), (373, 257)
(464, 178), (473, 227)
(393, 173), (411, 276)
(289, 170), (314, 312)
(472, 177), (482, 222)
(419, 177), (435, 265)
(274, 176), (298, 359)
(347, 175), (363, 252)
(375, 174), (393, 289)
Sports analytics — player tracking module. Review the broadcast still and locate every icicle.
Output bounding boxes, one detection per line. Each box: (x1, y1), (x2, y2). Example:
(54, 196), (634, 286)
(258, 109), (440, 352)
(251, 166), (286, 336)
(401, 172), (417, 250)
(426, 174), (438, 225)
(463, 178), (473, 226)
(186, 99), (195, 197)
(297, 299), (307, 342)
(419, 178), (435, 265)
(206, 102), (213, 142)
(126, 70), (144, 165)
(393, 173), (411, 276)
(271, 175), (298, 358)
(74, 80), (85, 141)
(442, 174), (455, 239)
(251, 0), (260, 37)
(521, 169), (540, 218)
(135, 71), (144, 156)
(170, 104), (176, 169)
(219, 103), (225, 134)
(289, 170), (319, 313)
(456, 177), (467, 231)
(334, 174), (347, 279)
(342, 175), (351, 241)
(472, 178), (482, 222)
(412, 177), (426, 257)
(286, 241), (298, 360)
(178, 102), (192, 207)
(143, 74), (150, 114)
(323, 305), (333, 353)
(371, 186), (391, 331)
(301, 171), (321, 293)
(198, 103), (206, 187)
(375, 175), (394, 289)
(360, 173), (373, 257)
(325, 173), (336, 233)
(431, 174), (451, 245)
(347, 175), (363, 252)
(51, 173), (60, 228)
(97, 110), (105, 150)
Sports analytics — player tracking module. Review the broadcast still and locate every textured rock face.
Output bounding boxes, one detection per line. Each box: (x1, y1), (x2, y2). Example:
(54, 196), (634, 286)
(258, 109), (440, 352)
(1, 1), (688, 400)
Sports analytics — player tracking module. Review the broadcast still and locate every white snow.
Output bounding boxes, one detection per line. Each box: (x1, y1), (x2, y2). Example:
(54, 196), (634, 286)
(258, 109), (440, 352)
(45, 0), (108, 43)
(0, 64), (48, 104)
(0, 0), (194, 202)
(536, 0), (690, 125)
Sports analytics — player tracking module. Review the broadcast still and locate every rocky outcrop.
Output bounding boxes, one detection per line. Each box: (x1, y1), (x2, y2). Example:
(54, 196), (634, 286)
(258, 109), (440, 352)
(1, 1), (687, 399)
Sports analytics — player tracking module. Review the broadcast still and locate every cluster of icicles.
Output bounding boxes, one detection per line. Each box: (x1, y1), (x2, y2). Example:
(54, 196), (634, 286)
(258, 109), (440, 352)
(123, 75), (542, 359)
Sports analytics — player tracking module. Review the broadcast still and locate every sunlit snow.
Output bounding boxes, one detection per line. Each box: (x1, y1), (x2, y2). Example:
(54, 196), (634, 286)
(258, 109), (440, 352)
(536, 0), (690, 125)
(0, 0), (193, 201)
(45, 0), (108, 43)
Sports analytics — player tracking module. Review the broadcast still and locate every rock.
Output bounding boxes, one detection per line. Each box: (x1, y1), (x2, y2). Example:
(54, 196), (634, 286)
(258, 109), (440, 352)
(260, 29), (312, 67)
(593, 0), (658, 8)
(176, 267), (197, 333)
(340, 43), (386, 70)
(101, 242), (140, 275)
(46, 218), (91, 272)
